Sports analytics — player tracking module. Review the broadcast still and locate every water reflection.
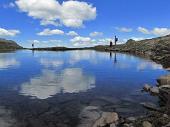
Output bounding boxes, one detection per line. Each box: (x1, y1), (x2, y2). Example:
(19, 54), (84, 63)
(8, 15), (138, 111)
(137, 61), (163, 71)
(40, 58), (64, 68)
(20, 68), (95, 99)
(0, 53), (19, 70)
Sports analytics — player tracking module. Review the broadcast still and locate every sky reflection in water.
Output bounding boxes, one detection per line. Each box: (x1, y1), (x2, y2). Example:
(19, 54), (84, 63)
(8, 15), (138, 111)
(0, 50), (168, 100)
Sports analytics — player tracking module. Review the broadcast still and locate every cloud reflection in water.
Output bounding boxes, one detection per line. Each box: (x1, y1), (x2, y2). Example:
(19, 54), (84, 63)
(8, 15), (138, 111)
(20, 68), (95, 99)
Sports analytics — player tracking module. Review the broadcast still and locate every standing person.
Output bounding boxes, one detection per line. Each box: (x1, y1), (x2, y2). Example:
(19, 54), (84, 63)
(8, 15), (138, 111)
(115, 36), (118, 46)
(110, 41), (113, 47)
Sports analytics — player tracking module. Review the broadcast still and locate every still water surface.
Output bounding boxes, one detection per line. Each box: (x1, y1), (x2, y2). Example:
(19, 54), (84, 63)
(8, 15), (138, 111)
(0, 50), (169, 125)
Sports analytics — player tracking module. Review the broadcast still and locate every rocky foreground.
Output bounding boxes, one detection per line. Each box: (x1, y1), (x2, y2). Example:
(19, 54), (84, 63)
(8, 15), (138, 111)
(0, 38), (23, 50)
(104, 34), (170, 68)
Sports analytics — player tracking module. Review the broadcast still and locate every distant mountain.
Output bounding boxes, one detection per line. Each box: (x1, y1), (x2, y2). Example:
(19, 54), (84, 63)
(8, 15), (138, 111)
(0, 38), (23, 50)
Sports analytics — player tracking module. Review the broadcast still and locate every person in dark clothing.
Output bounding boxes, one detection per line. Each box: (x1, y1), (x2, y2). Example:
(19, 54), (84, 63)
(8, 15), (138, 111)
(110, 41), (113, 47)
(115, 36), (118, 46)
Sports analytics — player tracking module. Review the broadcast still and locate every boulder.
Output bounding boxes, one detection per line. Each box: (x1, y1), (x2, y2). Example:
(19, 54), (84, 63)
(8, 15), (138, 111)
(150, 87), (159, 95)
(142, 121), (152, 127)
(143, 84), (151, 91)
(157, 75), (170, 86)
(93, 112), (119, 127)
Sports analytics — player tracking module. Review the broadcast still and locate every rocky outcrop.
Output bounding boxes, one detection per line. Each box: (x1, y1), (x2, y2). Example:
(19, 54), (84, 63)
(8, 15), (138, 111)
(105, 35), (170, 68)
(0, 39), (23, 50)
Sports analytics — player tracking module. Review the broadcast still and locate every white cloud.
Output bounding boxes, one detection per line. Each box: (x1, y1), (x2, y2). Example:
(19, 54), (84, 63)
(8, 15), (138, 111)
(66, 31), (78, 36)
(138, 27), (170, 36)
(152, 28), (170, 36)
(70, 36), (96, 47)
(137, 27), (150, 34)
(115, 27), (133, 32)
(90, 31), (103, 37)
(0, 28), (20, 37)
(15, 0), (96, 28)
(37, 28), (64, 36)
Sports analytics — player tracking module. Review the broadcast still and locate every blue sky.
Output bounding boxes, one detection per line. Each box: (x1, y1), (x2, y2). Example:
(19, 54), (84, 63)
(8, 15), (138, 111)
(0, 0), (170, 48)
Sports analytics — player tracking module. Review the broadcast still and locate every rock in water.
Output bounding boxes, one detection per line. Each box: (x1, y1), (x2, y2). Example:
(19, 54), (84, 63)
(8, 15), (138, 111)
(143, 84), (151, 91)
(142, 121), (152, 127)
(150, 87), (159, 95)
(93, 112), (119, 127)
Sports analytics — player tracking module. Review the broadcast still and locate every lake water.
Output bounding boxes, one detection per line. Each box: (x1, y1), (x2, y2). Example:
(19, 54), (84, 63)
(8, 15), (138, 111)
(0, 50), (169, 127)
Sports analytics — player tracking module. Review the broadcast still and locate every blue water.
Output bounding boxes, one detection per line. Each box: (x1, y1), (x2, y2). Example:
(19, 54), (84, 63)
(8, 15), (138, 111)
(0, 50), (169, 116)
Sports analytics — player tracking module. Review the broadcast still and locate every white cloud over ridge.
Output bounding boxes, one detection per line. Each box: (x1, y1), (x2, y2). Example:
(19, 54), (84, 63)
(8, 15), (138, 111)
(138, 27), (170, 36)
(37, 28), (64, 36)
(0, 28), (20, 37)
(15, 0), (96, 28)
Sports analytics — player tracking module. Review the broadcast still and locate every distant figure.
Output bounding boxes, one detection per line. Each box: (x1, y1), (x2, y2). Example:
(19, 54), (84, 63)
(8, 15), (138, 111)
(32, 43), (34, 49)
(110, 41), (113, 47)
(114, 36), (118, 46)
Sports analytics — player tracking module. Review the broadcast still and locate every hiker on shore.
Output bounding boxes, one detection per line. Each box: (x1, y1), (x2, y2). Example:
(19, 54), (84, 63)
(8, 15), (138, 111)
(115, 36), (118, 46)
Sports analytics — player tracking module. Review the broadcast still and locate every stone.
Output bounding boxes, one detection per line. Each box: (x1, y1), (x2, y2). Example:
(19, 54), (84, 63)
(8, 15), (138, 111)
(150, 87), (159, 95)
(93, 112), (119, 127)
(141, 102), (160, 111)
(157, 75), (170, 86)
(78, 106), (101, 127)
(126, 117), (136, 122)
(143, 84), (151, 91)
(142, 121), (152, 127)
(110, 123), (116, 127)
(123, 123), (130, 127)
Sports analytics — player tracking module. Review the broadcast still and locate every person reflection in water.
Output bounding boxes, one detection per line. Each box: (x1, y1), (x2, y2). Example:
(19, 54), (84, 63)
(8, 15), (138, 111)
(109, 52), (117, 63)
(114, 53), (117, 63)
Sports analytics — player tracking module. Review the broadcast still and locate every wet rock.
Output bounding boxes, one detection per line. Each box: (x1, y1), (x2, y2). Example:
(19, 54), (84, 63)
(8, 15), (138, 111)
(0, 106), (16, 127)
(157, 75), (170, 86)
(162, 122), (170, 127)
(143, 84), (151, 91)
(142, 121), (152, 127)
(78, 106), (101, 127)
(93, 112), (119, 127)
(126, 117), (136, 123)
(150, 87), (159, 95)
(141, 102), (160, 111)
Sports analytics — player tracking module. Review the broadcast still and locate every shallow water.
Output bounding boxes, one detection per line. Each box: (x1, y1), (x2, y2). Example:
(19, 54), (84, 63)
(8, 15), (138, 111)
(0, 50), (169, 127)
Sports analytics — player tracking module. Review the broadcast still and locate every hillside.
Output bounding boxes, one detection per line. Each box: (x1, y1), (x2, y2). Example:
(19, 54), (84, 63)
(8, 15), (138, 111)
(0, 39), (23, 50)
(105, 35), (170, 68)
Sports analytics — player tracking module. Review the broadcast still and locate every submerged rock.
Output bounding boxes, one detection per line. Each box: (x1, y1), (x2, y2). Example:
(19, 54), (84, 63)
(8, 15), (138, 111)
(93, 112), (119, 127)
(150, 87), (159, 95)
(143, 84), (151, 91)
(142, 121), (152, 127)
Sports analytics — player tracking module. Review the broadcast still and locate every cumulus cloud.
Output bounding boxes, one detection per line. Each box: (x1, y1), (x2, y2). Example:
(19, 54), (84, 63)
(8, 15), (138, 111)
(15, 0), (96, 28)
(0, 28), (20, 37)
(137, 27), (150, 34)
(90, 31), (103, 37)
(115, 27), (133, 32)
(37, 28), (64, 36)
(70, 36), (96, 47)
(138, 27), (170, 36)
(66, 31), (78, 36)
